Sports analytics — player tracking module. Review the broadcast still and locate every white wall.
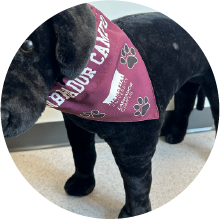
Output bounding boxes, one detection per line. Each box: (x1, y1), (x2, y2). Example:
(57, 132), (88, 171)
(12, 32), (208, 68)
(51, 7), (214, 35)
(89, 0), (157, 20)
(36, 108), (64, 124)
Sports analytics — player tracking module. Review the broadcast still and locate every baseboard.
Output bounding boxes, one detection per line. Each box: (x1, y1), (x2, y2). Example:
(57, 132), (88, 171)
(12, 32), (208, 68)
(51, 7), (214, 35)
(5, 107), (214, 152)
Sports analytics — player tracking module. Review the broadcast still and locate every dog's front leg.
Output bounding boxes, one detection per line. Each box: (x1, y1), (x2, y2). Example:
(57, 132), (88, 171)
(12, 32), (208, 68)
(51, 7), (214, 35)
(62, 113), (96, 196)
(102, 119), (162, 218)
(116, 156), (153, 218)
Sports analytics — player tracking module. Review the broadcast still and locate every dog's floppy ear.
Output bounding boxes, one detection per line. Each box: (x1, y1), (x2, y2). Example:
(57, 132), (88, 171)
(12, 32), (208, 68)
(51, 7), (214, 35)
(52, 3), (96, 79)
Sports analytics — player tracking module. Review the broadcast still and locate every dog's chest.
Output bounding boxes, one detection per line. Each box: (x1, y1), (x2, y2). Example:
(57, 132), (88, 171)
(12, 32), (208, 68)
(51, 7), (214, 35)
(46, 4), (159, 122)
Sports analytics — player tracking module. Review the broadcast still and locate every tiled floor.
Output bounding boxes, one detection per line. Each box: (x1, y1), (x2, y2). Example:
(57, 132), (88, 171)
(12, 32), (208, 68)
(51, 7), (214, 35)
(10, 131), (215, 218)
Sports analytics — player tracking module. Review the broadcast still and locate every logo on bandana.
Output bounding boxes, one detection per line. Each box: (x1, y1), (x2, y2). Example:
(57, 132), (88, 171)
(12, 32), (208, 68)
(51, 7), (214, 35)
(103, 69), (128, 106)
(80, 110), (106, 118)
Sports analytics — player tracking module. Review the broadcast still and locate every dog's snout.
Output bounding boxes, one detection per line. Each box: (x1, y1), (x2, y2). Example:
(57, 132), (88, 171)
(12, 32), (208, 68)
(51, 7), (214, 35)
(1, 108), (10, 130)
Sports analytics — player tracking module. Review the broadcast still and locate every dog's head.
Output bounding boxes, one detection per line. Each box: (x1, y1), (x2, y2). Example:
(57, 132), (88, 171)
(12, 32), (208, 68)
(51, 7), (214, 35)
(1, 3), (96, 138)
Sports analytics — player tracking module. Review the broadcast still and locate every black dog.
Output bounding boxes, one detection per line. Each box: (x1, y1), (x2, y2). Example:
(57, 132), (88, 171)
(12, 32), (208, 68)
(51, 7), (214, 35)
(1, 3), (219, 218)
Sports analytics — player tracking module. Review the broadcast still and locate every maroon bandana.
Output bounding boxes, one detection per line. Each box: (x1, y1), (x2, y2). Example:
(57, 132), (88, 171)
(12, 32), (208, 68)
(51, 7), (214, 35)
(46, 4), (159, 122)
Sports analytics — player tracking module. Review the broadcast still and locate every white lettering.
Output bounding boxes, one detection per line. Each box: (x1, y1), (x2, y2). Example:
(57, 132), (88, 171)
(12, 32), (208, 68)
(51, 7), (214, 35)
(90, 52), (104, 65)
(99, 20), (105, 33)
(98, 27), (108, 41)
(81, 67), (96, 79)
(49, 92), (65, 106)
(96, 36), (110, 47)
(99, 20), (108, 38)
(117, 83), (133, 112)
(95, 45), (109, 58)
(66, 80), (84, 93)
(103, 70), (125, 104)
(100, 15), (108, 28)
(75, 75), (89, 85)
(90, 14), (110, 66)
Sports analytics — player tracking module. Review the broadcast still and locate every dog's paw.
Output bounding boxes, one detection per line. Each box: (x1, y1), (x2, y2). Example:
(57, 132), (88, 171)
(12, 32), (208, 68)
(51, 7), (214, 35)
(120, 43), (138, 69)
(134, 96), (150, 116)
(64, 172), (95, 196)
(165, 133), (185, 144)
(118, 207), (131, 218)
